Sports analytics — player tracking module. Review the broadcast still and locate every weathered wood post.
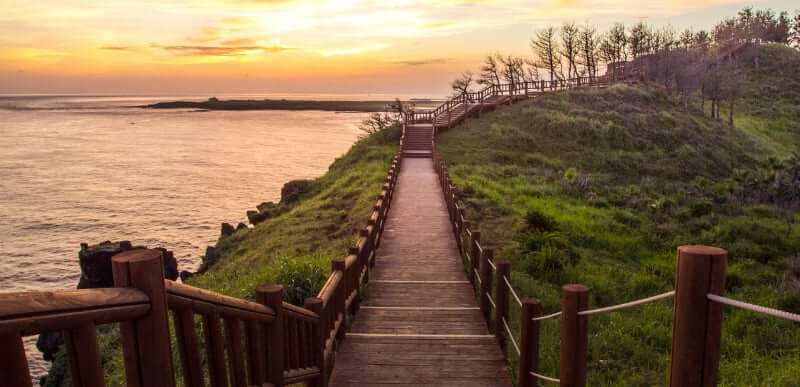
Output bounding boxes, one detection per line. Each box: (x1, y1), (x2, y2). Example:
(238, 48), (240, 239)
(470, 231), (481, 284)
(332, 259), (347, 343)
(669, 246), (727, 387)
(258, 284), (285, 387)
(559, 284), (589, 387)
(479, 249), (494, 323)
(0, 334), (34, 387)
(494, 261), (511, 351)
(305, 297), (327, 387)
(461, 221), (471, 258)
(245, 320), (266, 386)
(519, 298), (542, 387)
(112, 249), (175, 387)
(64, 323), (104, 387)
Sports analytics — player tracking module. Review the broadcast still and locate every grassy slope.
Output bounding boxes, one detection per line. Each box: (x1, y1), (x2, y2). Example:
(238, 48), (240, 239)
(44, 126), (400, 387)
(436, 46), (800, 386)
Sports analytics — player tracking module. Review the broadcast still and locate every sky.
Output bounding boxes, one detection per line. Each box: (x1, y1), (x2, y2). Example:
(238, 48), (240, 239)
(0, 0), (796, 97)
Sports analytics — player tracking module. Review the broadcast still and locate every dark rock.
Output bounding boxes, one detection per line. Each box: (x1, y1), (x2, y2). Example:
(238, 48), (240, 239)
(179, 270), (194, 282)
(236, 223), (248, 231)
(155, 247), (179, 281)
(77, 241), (132, 289)
(204, 246), (217, 264)
(247, 209), (275, 225)
(280, 179), (314, 204)
(36, 332), (63, 361)
(221, 222), (235, 237)
(257, 201), (278, 212)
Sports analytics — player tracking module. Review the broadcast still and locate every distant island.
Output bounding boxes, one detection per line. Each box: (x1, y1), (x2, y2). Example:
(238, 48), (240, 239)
(142, 97), (441, 112)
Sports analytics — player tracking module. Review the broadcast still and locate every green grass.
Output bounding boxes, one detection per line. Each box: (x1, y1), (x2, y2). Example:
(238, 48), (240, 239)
(437, 56), (800, 385)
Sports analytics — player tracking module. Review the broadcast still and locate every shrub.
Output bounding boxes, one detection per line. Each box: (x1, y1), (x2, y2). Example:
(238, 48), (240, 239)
(274, 256), (328, 305)
(525, 209), (558, 232)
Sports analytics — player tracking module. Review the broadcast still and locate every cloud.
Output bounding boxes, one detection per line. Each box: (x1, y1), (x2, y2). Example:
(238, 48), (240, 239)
(389, 58), (453, 66)
(155, 44), (291, 56)
(99, 46), (138, 51)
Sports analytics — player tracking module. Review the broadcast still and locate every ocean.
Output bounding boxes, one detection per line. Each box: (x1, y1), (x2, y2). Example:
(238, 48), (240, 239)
(0, 94), (373, 379)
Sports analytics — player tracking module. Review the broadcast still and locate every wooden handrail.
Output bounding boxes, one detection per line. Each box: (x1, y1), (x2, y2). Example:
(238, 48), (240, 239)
(0, 288), (150, 335)
(165, 279), (275, 318)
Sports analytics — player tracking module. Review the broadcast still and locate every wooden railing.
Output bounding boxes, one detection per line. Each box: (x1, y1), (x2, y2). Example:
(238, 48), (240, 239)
(404, 76), (610, 127)
(432, 150), (800, 387)
(0, 153), (402, 387)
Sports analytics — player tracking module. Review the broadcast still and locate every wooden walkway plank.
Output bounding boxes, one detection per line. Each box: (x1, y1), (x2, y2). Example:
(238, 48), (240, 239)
(329, 157), (512, 386)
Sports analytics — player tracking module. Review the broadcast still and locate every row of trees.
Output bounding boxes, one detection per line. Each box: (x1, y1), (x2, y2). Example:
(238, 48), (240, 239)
(451, 7), (800, 126)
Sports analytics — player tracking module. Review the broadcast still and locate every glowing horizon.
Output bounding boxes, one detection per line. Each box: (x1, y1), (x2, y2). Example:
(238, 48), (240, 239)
(1, 0), (796, 96)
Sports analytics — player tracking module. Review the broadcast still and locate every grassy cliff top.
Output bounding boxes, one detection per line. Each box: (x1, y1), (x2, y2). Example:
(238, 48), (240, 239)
(436, 47), (800, 385)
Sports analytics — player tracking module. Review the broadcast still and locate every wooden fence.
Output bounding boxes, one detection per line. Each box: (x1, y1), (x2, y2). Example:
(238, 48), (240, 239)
(432, 150), (800, 387)
(0, 153), (402, 387)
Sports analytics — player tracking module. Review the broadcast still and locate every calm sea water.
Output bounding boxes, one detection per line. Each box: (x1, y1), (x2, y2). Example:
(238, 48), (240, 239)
(0, 94), (371, 379)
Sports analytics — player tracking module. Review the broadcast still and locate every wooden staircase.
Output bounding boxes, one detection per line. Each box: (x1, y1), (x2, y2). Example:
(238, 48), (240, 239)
(401, 124), (434, 158)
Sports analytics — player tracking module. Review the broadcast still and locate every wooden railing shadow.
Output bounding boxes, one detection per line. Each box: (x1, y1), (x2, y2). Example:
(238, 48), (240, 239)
(0, 153), (401, 387)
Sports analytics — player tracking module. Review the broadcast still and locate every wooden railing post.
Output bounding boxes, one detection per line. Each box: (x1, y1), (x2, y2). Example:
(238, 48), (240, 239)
(332, 259), (347, 343)
(479, 249), (494, 323)
(305, 297), (327, 387)
(494, 261), (511, 351)
(64, 323), (104, 387)
(519, 298), (542, 387)
(257, 285), (285, 387)
(470, 231), (481, 284)
(0, 333), (34, 387)
(559, 284), (589, 387)
(669, 246), (727, 387)
(245, 320), (266, 386)
(112, 249), (175, 387)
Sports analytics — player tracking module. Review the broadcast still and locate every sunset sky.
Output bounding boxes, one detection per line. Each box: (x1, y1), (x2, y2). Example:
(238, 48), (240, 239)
(1, 0), (796, 97)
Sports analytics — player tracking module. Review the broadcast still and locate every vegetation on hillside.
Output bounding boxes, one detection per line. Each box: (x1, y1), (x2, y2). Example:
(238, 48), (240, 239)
(436, 46), (800, 385)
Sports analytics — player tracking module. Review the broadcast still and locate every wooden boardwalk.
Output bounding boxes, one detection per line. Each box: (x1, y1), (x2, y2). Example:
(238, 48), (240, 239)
(329, 157), (512, 386)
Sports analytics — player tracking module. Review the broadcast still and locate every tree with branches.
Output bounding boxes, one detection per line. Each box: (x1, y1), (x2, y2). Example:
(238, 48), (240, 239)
(560, 22), (580, 79)
(578, 23), (599, 79)
(532, 26), (561, 83)
(478, 54), (503, 86)
(450, 72), (475, 96)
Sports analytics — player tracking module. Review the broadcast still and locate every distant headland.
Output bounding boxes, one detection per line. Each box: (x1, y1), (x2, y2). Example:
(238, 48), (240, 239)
(142, 97), (440, 112)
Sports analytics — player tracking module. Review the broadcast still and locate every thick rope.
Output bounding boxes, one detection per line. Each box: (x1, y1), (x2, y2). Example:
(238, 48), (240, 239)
(531, 311), (562, 321)
(502, 317), (521, 355)
(530, 371), (561, 383)
(486, 292), (496, 309)
(488, 259), (497, 271)
(578, 290), (675, 316)
(504, 276), (523, 308)
(707, 294), (800, 323)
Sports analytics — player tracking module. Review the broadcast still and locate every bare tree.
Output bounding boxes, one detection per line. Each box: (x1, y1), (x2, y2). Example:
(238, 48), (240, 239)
(560, 22), (580, 79)
(578, 23), (599, 79)
(499, 55), (526, 88)
(478, 54), (502, 86)
(450, 72), (475, 96)
(531, 26), (561, 83)
(792, 12), (800, 48)
(629, 21), (650, 58)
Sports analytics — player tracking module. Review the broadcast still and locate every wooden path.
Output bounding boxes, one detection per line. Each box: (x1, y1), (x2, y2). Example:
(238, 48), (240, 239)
(329, 157), (512, 386)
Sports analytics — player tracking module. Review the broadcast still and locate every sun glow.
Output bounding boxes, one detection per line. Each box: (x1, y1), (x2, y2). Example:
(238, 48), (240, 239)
(0, 0), (788, 94)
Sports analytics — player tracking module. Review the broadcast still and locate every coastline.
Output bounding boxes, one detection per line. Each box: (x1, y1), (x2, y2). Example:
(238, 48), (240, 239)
(142, 98), (441, 112)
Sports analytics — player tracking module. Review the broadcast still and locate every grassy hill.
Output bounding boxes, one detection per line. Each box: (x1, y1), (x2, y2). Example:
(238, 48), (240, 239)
(435, 45), (800, 385)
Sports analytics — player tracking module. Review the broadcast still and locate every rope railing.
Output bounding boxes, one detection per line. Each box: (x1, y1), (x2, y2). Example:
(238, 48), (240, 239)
(486, 292), (496, 309)
(532, 311), (562, 321)
(707, 294), (800, 323)
(530, 371), (561, 384)
(504, 276), (523, 308)
(502, 317), (521, 356)
(578, 290), (675, 316)
(488, 259), (497, 271)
